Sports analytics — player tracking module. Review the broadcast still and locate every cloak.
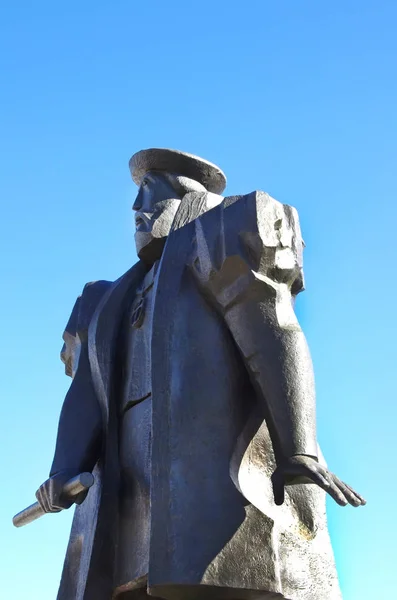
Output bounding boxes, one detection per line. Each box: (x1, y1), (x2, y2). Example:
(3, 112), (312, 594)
(57, 191), (341, 600)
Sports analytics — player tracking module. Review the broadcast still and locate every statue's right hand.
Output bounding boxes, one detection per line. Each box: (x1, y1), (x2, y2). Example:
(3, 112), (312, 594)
(35, 469), (83, 513)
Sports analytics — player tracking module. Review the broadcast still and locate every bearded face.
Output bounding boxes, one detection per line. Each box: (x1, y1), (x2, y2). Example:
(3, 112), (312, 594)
(132, 171), (205, 264)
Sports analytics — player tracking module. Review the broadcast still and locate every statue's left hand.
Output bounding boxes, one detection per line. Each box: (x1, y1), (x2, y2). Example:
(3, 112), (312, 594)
(271, 455), (366, 507)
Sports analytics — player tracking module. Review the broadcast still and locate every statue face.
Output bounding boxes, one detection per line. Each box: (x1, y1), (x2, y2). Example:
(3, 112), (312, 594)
(133, 171), (182, 264)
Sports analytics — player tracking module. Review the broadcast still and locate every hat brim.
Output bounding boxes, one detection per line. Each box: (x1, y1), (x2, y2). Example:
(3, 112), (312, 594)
(129, 148), (226, 195)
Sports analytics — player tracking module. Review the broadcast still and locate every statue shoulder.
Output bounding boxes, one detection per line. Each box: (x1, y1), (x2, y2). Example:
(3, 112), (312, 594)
(60, 279), (113, 377)
(222, 190), (300, 228)
(192, 191), (305, 302)
(228, 192), (304, 295)
(79, 280), (113, 328)
(195, 190), (303, 253)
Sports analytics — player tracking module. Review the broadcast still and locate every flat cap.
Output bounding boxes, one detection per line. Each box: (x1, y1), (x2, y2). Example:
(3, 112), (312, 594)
(129, 148), (227, 194)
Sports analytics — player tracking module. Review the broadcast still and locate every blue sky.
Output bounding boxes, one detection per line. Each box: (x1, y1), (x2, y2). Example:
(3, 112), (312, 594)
(0, 2), (395, 598)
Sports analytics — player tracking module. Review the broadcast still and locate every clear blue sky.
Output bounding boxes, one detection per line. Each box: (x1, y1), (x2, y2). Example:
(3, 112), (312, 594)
(0, 2), (395, 599)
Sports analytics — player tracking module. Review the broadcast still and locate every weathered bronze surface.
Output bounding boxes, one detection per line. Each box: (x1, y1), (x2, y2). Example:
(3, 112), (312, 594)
(16, 149), (365, 600)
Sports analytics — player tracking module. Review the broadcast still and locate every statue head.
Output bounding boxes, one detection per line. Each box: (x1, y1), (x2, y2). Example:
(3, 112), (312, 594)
(129, 148), (226, 264)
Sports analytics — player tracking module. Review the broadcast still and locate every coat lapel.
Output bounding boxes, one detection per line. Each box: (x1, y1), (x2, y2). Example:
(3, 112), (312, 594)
(88, 261), (148, 421)
(149, 192), (223, 587)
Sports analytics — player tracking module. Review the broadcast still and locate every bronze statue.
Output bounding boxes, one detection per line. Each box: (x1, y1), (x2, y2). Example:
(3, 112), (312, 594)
(14, 149), (365, 600)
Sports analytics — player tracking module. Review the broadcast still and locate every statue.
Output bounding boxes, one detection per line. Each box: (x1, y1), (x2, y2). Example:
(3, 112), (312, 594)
(14, 149), (365, 600)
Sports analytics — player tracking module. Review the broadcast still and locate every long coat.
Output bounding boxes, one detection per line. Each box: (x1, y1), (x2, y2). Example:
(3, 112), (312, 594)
(57, 191), (341, 600)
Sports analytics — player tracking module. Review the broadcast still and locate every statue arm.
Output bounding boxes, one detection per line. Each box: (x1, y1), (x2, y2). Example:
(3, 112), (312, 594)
(192, 192), (364, 507)
(35, 281), (110, 512)
(51, 281), (111, 475)
(220, 273), (317, 462)
(193, 192), (314, 461)
(50, 339), (103, 477)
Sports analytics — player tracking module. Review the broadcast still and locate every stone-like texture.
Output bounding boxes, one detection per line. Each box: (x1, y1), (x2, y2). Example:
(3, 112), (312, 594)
(20, 149), (365, 600)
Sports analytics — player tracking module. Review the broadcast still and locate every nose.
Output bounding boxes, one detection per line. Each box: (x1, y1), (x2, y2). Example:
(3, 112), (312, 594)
(132, 189), (143, 212)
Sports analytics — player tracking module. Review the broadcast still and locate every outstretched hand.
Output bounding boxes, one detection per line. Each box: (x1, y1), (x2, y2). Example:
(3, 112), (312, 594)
(271, 455), (366, 507)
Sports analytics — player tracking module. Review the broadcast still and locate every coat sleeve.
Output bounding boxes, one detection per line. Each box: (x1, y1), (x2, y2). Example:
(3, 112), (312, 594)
(50, 280), (112, 476)
(191, 191), (318, 463)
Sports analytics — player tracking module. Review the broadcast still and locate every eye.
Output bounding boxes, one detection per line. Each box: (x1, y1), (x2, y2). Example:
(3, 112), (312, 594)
(142, 179), (148, 187)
